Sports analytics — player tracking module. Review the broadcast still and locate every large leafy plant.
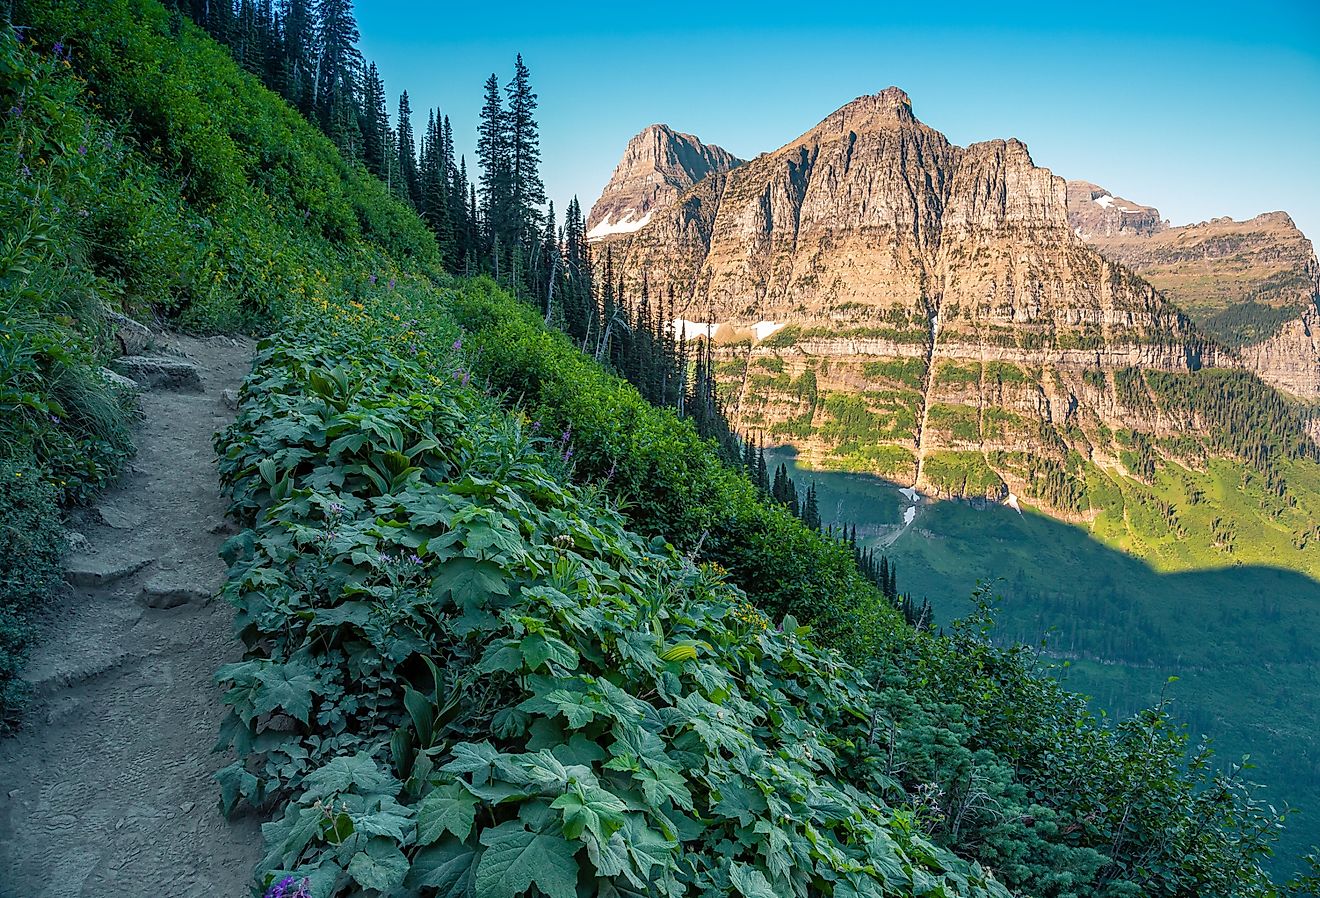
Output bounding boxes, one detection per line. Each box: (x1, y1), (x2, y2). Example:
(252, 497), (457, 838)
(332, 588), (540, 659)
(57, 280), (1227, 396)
(214, 301), (1010, 898)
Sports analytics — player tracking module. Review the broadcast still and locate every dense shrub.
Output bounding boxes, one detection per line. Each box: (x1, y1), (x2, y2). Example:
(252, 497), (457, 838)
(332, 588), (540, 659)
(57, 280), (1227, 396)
(0, 462), (64, 729)
(448, 279), (900, 659)
(213, 293), (1008, 898)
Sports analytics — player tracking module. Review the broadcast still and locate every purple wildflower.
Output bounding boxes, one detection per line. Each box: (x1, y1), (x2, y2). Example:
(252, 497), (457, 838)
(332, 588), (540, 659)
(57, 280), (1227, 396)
(52, 41), (63, 55)
(377, 551), (390, 566)
(263, 876), (310, 898)
(8, 105), (21, 117)
(460, 369), (471, 387)
(78, 144), (87, 156)
(564, 448), (574, 461)
(49, 414), (60, 424)
(531, 420), (541, 432)
(368, 273), (377, 285)
(387, 278), (396, 290)
(328, 502), (344, 515)
(408, 553), (423, 566)
(451, 339), (462, 352)
(560, 427), (571, 445)
(20, 165), (30, 178)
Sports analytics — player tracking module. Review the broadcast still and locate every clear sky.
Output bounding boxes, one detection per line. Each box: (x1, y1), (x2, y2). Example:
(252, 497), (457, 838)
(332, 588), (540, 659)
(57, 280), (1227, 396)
(357, 0), (1320, 241)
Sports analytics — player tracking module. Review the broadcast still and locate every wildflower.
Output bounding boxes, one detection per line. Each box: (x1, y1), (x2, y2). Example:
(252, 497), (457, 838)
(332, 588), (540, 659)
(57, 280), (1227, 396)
(52, 41), (63, 55)
(8, 105), (21, 117)
(377, 551), (390, 566)
(328, 502), (344, 515)
(20, 165), (29, 177)
(531, 420), (541, 432)
(387, 278), (396, 290)
(78, 144), (87, 156)
(368, 273), (377, 285)
(560, 427), (571, 445)
(49, 414), (60, 424)
(408, 553), (422, 566)
(461, 369), (471, 387)
(451, 339), (462, 351)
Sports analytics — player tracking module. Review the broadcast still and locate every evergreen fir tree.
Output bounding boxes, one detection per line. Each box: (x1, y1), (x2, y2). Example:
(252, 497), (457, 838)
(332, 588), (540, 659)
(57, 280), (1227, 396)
(396, 91), (420, 208)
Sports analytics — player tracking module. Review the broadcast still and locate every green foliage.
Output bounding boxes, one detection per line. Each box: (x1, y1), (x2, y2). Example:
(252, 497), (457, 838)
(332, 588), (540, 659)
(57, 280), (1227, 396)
(863, 358), (926, 390)
(921, 452), (1005, 499)
(448, 279), (900, 657)
(214, 291), (1009, 898)
(0, 462), (64, 729)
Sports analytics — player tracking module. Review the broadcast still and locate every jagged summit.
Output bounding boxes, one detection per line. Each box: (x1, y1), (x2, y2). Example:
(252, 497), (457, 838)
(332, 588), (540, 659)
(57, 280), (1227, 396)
(585, 124), (741, 240)
(809, 87), (918, 135)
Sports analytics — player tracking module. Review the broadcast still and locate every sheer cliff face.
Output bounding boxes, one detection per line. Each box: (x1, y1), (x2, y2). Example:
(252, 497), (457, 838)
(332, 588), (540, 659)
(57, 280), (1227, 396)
(1066, 184), (1320, 396)
(585, 125), (741, 240)
(609, 89), (1203, 359)
(591, 89), (1246, 498)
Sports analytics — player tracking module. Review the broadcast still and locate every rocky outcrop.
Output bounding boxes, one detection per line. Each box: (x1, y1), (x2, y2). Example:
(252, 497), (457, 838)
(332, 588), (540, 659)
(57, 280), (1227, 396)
(586, 124), (741, 241)
(605, 88), (1208, 362)
(1064, 181), (1320, 395)
(1066, 180), (1164, 239)
(588, 88), (1312, 497)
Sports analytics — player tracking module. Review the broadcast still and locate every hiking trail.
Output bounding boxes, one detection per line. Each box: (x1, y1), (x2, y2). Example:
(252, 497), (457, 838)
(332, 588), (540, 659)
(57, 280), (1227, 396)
(0, 334), (261, 898)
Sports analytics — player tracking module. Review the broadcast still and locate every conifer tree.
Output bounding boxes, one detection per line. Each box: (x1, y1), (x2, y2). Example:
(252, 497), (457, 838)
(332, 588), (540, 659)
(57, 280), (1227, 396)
(504, 54), (545, 261)
(360, 62), (390, 179)
(396, 91), (420, 207)
(476, 72), (510, 270)
(312, 0), (364, 159)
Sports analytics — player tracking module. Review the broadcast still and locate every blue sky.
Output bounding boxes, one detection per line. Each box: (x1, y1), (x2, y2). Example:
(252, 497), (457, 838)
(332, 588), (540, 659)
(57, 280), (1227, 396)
(358, 0), (1320, 241)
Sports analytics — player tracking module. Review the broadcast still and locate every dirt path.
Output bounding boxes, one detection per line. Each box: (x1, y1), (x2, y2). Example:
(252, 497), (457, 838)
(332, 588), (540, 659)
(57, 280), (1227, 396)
(0, 335), (261, 898)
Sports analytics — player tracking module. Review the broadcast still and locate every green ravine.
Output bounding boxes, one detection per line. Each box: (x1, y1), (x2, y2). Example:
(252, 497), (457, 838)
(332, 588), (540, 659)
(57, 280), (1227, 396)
(766, 447), (1320, 869)
(2, 0), (1317, 895)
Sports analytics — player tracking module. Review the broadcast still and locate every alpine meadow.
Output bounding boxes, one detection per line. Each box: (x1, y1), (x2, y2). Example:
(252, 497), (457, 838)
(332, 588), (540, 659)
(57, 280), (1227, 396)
(1, 1), (1319, 897)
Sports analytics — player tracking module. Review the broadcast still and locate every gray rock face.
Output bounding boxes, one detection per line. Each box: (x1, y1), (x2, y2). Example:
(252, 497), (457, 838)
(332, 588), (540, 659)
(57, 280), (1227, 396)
(108, 312), (153, 356)
(111, 356), (202, 392)
(587, 124), (742, 241)
(139, 573), (215, 609)
(100, 366), (140, 391)
(66, 556), (152, 588)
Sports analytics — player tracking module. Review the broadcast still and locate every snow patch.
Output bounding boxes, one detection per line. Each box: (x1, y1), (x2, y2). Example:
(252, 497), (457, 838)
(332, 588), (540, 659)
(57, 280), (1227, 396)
(752, 321), (786, 341)
(1006, 493), (1022, 514)
(903, 506), (917, 526)
(587, 209), (654, 240)
(671, 318), (718, 339)
(899, 487), (920, 503)
(1093, 194), (1114, 209)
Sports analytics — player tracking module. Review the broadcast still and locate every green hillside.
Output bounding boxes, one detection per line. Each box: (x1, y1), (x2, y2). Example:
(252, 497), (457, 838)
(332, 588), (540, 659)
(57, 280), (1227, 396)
(1, 0), (1311, 895)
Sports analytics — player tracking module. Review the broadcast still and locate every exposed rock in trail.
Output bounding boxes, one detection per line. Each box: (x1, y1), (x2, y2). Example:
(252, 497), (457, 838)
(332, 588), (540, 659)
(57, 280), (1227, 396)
(107, 311), (153, 356)
(99, 366), (140, 391)
(0, 334), (260, 898)
(111, 355), (203, 391)
(64, 555), (152, 588)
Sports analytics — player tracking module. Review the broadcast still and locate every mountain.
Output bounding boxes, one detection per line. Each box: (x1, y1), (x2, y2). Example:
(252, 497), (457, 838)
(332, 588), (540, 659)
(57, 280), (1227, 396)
(594, 88), (1316, 508)
(1065, 182), (1320, 394)
(586, 124), (741, 240)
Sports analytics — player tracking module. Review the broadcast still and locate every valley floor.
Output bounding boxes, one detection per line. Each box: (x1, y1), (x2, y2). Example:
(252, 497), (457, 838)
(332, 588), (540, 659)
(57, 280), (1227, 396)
(0, 335), (260, 897)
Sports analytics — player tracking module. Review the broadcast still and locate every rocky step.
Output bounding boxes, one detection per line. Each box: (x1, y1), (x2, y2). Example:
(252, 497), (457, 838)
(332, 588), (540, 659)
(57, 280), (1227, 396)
(111, 356), (202, 392)
(65, 555), (153, 589)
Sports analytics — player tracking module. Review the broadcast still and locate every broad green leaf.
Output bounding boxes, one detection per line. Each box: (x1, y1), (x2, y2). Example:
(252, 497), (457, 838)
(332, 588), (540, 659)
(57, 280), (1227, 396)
(730, 862), (778, 898)
(521, 633), (579, 672)
(254, 662), (320, 723)
(347, 837), (409, 892)
(432, 557), (509, 610)
(406, 838), (480, 896)
(550, 783), (627, 842)
(475, 821), (580, 898)
(417, 782), (478, 844)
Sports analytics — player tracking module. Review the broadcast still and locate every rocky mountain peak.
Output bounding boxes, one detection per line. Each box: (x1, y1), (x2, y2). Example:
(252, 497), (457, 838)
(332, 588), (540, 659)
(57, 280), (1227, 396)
(809, 87), (917, 136)
(586, 124), (742, 241)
